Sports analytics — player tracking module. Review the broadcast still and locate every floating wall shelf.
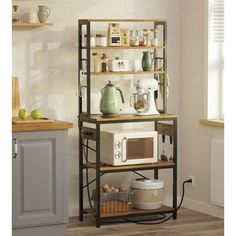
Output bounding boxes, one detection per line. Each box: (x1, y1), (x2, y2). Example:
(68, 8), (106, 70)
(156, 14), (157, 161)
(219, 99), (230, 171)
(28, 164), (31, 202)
(12, 22), (53, 29)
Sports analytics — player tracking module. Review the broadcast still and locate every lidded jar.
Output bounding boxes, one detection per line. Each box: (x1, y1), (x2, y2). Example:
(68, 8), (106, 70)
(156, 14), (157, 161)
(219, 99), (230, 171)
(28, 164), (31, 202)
(84, 34), (96, 47)
(96, 34), (107, 47)
(92, 52), (100, 72)
(101, 53), (109, 72)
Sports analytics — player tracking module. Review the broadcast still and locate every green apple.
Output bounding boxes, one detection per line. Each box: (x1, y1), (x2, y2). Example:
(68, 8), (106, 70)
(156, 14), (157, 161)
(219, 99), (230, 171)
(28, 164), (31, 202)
(18, 108), (29, 120)
(31, 109), (41, 119)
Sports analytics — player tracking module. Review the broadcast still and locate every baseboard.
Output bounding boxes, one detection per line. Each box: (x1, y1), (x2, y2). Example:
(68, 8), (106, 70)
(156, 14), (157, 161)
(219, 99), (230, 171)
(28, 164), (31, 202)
(182, 197), (224, 219)
(69, 197), (224, 219)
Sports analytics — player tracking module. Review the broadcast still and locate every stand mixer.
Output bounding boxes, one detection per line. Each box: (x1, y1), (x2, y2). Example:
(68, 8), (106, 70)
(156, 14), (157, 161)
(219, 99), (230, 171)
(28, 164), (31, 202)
(130, 79), (160, 115)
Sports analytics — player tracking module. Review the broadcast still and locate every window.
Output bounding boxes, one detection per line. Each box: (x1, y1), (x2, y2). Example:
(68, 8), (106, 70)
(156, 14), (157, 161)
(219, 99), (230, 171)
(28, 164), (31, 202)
(207, 0), (224, 119)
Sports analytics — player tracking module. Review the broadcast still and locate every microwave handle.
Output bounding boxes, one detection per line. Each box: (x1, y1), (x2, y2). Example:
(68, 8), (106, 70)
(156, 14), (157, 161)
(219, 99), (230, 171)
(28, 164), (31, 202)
(121, 137), (127, 162)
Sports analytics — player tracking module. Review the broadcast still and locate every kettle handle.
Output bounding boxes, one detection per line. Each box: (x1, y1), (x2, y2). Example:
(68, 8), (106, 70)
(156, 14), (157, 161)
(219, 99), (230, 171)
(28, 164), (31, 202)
(116, 88), (125, 103)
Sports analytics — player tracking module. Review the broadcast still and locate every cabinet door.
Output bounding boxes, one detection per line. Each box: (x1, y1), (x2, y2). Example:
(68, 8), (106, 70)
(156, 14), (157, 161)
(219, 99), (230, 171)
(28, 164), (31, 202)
(12, 131), (63, 227)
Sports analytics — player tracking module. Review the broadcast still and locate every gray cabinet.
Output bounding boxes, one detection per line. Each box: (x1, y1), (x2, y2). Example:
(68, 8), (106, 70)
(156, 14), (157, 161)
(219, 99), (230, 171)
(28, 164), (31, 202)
(12, 130), (68, 235)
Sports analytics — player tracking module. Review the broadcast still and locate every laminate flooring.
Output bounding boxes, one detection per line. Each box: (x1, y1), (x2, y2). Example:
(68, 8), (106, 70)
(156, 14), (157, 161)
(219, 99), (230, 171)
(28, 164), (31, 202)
(66, 208), (224, 236)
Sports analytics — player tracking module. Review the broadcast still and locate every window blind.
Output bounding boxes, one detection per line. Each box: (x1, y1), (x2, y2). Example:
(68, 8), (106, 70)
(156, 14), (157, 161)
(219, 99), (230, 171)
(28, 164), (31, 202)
(209, 0), (224, 42)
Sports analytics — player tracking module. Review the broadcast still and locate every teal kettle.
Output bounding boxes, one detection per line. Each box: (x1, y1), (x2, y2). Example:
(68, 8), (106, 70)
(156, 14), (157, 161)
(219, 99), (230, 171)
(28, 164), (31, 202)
(100, 81), (125, 117)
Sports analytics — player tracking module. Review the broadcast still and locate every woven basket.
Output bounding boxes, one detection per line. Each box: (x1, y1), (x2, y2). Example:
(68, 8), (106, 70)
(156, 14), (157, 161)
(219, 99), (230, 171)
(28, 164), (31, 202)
(95, 200), (128, 213)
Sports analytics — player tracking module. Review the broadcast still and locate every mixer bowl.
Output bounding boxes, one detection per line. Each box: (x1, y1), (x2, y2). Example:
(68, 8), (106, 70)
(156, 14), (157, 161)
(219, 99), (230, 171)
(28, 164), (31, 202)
(130, 93), (148, 115)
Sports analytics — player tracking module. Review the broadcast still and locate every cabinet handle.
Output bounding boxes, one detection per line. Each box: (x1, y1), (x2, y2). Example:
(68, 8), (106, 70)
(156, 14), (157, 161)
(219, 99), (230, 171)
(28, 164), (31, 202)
(13, 139), (18, 158)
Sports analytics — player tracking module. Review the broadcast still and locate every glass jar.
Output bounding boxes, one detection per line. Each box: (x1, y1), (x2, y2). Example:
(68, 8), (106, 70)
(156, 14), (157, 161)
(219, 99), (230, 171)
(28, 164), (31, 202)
(12, 5), (20, 23)
(84, 34), (96, 47)
(92, 53), (100, 72)
(130, 30), (139, 46)
(100, 53), (109, 72)
(152, 28), (158, 46)
(96, 34), (107, 47)
(138, 29), (144, 46)
(143, 29), (149, 46)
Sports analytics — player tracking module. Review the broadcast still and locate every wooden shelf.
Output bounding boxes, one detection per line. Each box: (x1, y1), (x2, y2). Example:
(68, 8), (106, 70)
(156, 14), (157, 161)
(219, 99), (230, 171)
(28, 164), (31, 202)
(12, 22), (53, 29)
(83, 161), (175, 173)
(84, 205), (174, 218)
(199, 119), (224, 128)
(82, 46), (165, 50)
(79, 19), (166, 23)
(79, 113), (178, 124)
(88, 71), (165, 76)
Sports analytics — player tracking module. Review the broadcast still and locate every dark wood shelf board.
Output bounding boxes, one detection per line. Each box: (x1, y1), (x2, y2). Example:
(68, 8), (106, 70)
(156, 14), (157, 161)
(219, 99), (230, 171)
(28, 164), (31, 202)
(83, 161), (175, 172)
(84, 205), (174, 218)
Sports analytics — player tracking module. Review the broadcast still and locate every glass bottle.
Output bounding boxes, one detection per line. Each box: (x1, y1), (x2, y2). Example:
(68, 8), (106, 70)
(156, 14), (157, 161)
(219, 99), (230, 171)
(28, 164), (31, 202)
(152, 28), (159, 46)
(130, 30), (139, 46)
(92, 53), (100, 72)
(138, 29), (144, 46)
(143, 29), (149, 46)
(12, 5), (20, 23)
(100, 53), (108, 72)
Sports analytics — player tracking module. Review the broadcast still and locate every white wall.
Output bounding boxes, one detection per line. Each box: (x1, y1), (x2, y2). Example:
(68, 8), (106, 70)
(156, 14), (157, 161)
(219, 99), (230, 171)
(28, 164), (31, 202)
(180, 0), (224, 218)
(12, 0), (182, 216)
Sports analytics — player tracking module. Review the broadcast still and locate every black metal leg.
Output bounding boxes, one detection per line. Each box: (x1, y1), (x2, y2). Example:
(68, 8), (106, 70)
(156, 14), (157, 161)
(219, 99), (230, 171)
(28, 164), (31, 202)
(95, 123), (101, 228)
(79, 121), (83, 221)
(173, 118), (177, 219)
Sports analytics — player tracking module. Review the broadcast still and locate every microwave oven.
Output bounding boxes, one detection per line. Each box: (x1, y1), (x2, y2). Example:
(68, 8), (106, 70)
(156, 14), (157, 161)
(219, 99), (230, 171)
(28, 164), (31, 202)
(100, 129), (158, 166)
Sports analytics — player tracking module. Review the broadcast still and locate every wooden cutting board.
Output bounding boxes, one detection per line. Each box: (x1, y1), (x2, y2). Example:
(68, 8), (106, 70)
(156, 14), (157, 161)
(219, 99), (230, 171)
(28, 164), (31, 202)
(12, 117), (54, 124)
(12, 76), (20, 117)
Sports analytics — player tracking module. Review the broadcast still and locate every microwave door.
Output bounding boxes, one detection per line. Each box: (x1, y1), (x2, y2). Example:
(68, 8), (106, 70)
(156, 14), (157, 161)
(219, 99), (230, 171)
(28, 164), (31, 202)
(127, 138), (153, 160)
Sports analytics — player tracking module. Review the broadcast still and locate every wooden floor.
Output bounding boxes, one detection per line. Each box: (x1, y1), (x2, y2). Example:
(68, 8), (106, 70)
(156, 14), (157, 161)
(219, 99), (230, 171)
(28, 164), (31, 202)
(66, 208), (224, 236)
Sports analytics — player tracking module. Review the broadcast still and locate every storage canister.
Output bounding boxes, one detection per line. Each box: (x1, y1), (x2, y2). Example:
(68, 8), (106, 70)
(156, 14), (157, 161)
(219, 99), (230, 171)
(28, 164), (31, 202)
(130, 179), (164, 210)
(96, 34), (107, 47)
(84, 34), (96, 47)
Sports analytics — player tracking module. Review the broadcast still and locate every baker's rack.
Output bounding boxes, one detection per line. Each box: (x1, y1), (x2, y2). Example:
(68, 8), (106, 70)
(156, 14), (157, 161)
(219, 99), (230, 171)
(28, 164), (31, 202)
(77, 19), (178, 228)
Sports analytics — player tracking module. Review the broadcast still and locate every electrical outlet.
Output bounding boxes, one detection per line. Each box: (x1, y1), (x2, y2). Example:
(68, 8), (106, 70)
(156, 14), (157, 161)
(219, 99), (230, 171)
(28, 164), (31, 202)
(188, 175), (195, 187)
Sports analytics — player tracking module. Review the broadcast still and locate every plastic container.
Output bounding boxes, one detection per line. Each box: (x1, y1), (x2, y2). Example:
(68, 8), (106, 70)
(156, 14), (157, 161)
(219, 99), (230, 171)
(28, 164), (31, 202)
(130, 179), (164, 210)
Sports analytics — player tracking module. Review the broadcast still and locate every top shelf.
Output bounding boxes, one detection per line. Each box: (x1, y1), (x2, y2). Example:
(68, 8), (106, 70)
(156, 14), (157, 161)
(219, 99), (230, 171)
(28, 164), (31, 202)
(78, 19), (166, 23)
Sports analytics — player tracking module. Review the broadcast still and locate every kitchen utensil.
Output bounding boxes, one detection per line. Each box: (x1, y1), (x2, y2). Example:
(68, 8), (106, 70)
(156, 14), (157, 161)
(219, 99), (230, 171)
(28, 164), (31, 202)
(130, 79), (159, 115)
(142, 51), (154, 71)
(130, 178), (164, 210)
(37, 5), (50, 23)
(100, 81), (125, 117)
(12, 76), (20, 117)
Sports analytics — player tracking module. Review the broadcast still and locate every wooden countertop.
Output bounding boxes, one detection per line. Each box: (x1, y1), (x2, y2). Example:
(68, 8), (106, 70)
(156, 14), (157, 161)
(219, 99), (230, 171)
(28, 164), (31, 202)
(12, 119), (73, 132)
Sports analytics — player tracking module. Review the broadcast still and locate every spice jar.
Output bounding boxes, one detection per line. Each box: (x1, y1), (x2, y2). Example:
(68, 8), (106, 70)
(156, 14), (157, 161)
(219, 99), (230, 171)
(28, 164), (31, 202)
(100, 53), (109, 72)
(96, 34), (107, 47)
(84, 34), (96, 47)
(130, 30), (139, 46)
(143, 29), (149, 46)
(92, 53), (100, 72)
(138, 29), (144, 46)
(152, 29), (158, 46)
